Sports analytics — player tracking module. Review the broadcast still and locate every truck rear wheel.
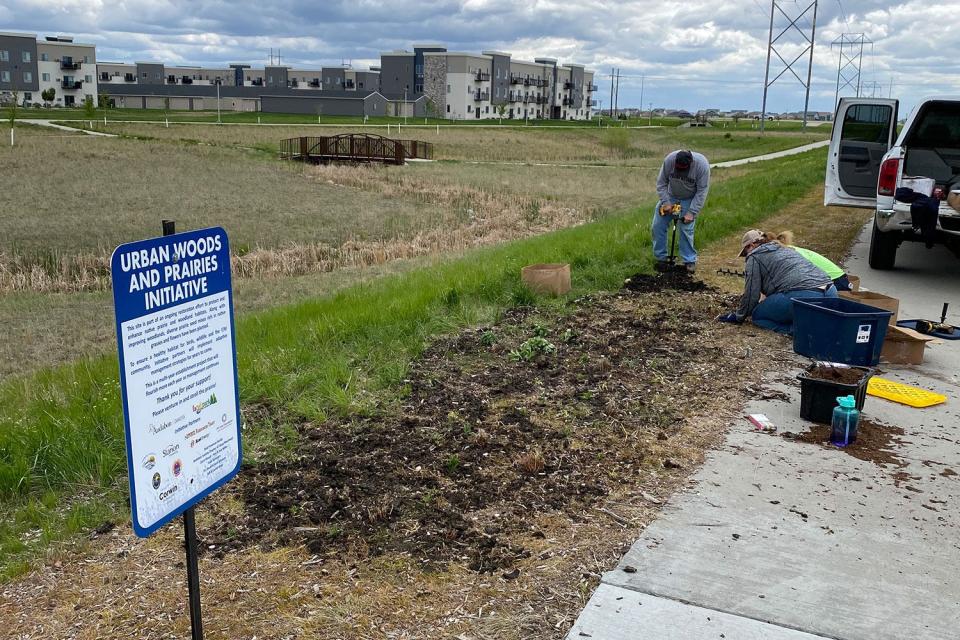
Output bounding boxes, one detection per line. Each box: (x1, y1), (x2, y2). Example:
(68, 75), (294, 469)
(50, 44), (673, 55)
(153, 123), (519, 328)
(868, 218), (898, 270)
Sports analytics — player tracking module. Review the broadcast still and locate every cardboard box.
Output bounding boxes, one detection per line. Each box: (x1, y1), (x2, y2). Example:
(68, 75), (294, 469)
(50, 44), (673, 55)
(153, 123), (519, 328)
(881, 325), (936, 365)
(846, 274), (861, 291)
(839, 290), (899, 324)
(521, 263), (571, 295)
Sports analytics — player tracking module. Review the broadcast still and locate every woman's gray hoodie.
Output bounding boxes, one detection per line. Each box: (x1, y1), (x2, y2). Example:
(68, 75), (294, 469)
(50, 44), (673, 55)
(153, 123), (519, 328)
(735, 242), (832, 320)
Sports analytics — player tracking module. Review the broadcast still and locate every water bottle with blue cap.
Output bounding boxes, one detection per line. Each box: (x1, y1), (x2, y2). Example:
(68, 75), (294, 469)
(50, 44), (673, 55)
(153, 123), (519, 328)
(830, 395), (859, 447)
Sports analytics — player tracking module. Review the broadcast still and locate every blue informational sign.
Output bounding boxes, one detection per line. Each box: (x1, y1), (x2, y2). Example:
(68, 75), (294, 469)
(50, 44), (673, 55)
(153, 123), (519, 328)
(111, 227), (241, 538)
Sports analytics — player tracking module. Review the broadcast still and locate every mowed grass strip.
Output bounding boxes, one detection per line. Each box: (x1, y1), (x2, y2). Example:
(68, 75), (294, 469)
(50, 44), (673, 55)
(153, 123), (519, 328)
(0, 150), (827, 579)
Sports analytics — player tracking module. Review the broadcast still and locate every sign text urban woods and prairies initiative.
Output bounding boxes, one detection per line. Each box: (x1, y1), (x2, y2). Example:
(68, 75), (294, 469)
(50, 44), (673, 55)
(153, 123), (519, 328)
(111, 227), (241, 538)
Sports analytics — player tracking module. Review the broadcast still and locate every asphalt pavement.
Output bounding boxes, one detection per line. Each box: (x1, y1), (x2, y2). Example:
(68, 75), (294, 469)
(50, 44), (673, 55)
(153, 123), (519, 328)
(567, 222), (960, 640)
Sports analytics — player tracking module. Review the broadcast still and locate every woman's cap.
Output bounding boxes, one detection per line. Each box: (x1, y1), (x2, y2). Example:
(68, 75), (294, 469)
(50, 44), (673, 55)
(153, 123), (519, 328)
(738, 229), (763, 257)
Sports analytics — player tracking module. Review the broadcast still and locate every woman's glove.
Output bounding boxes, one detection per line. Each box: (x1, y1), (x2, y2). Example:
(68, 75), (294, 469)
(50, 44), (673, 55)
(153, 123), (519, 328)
(716, 312), (741, 324)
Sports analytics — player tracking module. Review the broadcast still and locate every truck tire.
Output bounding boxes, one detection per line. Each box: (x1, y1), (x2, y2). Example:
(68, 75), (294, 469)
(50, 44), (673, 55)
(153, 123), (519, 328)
(868, 219), (898, 270)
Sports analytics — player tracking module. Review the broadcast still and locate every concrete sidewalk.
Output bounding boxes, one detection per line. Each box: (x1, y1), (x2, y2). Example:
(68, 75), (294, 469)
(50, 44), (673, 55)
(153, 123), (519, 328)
(568, 223), (960, 640)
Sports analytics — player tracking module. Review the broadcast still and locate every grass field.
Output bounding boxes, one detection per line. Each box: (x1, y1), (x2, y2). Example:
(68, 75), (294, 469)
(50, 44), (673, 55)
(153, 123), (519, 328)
(0, 149), (841, 581)
(62, 119), (827, 163)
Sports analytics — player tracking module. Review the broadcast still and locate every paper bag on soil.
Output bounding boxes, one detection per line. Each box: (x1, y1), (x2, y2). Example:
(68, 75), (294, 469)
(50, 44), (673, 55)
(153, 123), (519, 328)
(521, 263), (571, 295)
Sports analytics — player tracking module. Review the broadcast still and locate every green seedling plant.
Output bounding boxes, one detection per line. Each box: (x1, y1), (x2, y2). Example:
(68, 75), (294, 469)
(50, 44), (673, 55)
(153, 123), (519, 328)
(510, 337), (557, 362)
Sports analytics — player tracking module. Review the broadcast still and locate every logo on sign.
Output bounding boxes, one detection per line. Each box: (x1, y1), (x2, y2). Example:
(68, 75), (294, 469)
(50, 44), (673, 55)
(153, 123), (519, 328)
(152, 472), (161, 489)
(172, 459), (183, 477)
(856, 324), (871, 344)
(162, 443), (180, 457)
(192, 393), (218, 414)
(141, 454), (157, 470)
(149, 421), (173, 434)
(158, 485), (178, 501)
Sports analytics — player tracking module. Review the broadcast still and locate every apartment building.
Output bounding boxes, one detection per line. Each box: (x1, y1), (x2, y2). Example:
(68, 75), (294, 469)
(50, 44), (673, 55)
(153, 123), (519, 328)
(0, 32), (97, 107)
(420, 48), (595, 121)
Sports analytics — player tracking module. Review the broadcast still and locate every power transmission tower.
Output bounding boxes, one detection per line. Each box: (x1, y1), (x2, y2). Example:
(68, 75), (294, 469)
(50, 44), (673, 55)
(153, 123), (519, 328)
(760, 0), (819, 132)
(831, 33), (872, 109)
(862, 80), (882, 98)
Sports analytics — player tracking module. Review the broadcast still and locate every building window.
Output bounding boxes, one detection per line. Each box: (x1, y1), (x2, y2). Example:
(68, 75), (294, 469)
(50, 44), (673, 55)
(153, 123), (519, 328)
(23, 72), (32, 83)
(359, 82), (363, 89)
(446, 84), (450, 94)
(467, 105), (472, 113)
(85, 75), (92, 83)
(24, 92), (32, 101)
(0, 51), (8, 62)
(83, 56), (89, 63)
(0, 71), (8, 82)
(42, 72), (50, 82)
(142, 72), (148, 78)
(40, 53), (48, 62)
(155, 72), (161, 80)
(486, 106), (489, 113)
(22, 51), (31, 63)
(446, 104), (450, 113)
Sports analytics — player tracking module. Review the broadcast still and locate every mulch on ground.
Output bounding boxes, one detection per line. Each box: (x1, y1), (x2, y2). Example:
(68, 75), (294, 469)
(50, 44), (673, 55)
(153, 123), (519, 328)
(205, 274), (747, 574)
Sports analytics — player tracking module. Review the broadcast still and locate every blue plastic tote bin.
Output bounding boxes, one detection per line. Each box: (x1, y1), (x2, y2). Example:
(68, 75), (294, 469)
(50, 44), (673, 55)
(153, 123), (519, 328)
(792, 297), (893, 366)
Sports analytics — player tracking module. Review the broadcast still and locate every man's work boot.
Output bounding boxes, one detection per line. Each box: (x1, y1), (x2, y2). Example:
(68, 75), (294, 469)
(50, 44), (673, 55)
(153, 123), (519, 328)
(655, 260), (670, 273)
(685, 262), (697, 274)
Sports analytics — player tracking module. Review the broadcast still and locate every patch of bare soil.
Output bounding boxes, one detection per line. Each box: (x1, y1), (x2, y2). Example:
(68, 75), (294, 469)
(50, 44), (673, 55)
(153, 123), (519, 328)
(207, 279), (745, 574)
(782, 418), (907, 468)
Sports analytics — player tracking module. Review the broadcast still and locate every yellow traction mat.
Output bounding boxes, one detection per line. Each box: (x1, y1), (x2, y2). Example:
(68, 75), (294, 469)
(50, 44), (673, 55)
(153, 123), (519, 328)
(867, 377), (947, 408)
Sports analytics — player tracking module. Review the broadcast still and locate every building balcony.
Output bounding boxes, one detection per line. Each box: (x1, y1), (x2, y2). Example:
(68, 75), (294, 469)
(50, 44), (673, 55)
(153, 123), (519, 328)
(474, 70), (490, 81)
(61, 80), (83, 90)
(181, 77), (193, 85)
(510, 75), (523, 85)
(562, 97), (573, 106)
(167, 75), (178, 84)
(308, 79), (320, 87)
(563, 81), (574, 90)
(60, 60), (81, 70)
(124, 73), (136, 82)
(100, 72), (110, 82)
(589, 99), (598, 107)
(344, 80), (355, 89)
(587, 83), (598, 92)
(473, 91), (490, 102)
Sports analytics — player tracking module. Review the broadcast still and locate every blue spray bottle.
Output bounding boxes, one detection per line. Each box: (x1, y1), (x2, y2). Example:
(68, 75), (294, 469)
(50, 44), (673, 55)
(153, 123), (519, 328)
(830, 395), (859, 447)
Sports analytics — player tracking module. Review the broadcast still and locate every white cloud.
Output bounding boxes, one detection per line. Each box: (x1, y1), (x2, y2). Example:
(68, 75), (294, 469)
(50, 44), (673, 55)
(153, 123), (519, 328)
(3, 0), (960, 113)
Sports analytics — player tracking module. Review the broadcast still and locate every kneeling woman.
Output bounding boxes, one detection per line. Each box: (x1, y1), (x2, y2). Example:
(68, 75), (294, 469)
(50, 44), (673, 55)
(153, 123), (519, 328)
(718, 230), (838, 334)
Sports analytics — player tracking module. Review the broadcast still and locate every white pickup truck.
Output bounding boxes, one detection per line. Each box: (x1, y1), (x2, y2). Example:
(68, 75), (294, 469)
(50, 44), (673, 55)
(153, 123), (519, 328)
(824, 97), (960, 269)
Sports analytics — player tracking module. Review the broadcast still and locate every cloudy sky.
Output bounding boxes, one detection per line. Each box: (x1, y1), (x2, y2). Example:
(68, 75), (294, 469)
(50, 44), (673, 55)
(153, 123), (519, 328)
(2, 0), (956, 114)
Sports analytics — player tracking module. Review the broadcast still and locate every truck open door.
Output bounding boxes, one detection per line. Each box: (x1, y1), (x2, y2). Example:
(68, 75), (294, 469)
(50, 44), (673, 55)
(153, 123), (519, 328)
(825, 97), (899, 207)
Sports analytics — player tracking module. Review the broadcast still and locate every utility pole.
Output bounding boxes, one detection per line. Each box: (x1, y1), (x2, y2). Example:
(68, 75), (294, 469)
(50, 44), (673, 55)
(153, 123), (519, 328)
(648, 102), (653, 126)
(638, 74), (645, 124)
(609, 68), (615, 119)
(832, 33), (872, 110)
(760, 0), (819, 132)
(614, 69), (620, 121)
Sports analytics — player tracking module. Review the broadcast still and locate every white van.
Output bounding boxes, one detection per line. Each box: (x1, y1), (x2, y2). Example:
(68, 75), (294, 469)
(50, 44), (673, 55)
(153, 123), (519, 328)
(824, 97), (960, 269)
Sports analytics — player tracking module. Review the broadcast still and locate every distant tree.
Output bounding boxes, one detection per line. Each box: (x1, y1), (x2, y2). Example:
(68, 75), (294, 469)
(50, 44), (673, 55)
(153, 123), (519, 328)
(98, 90), (111, 109)
(496, 103), (506, 123)
(83, 95), (96, 119)
(424, 97), (438, 122)
(41, 88), (56, 104)
(8, 89), (18, 127)
(732, 114), (741, 128)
